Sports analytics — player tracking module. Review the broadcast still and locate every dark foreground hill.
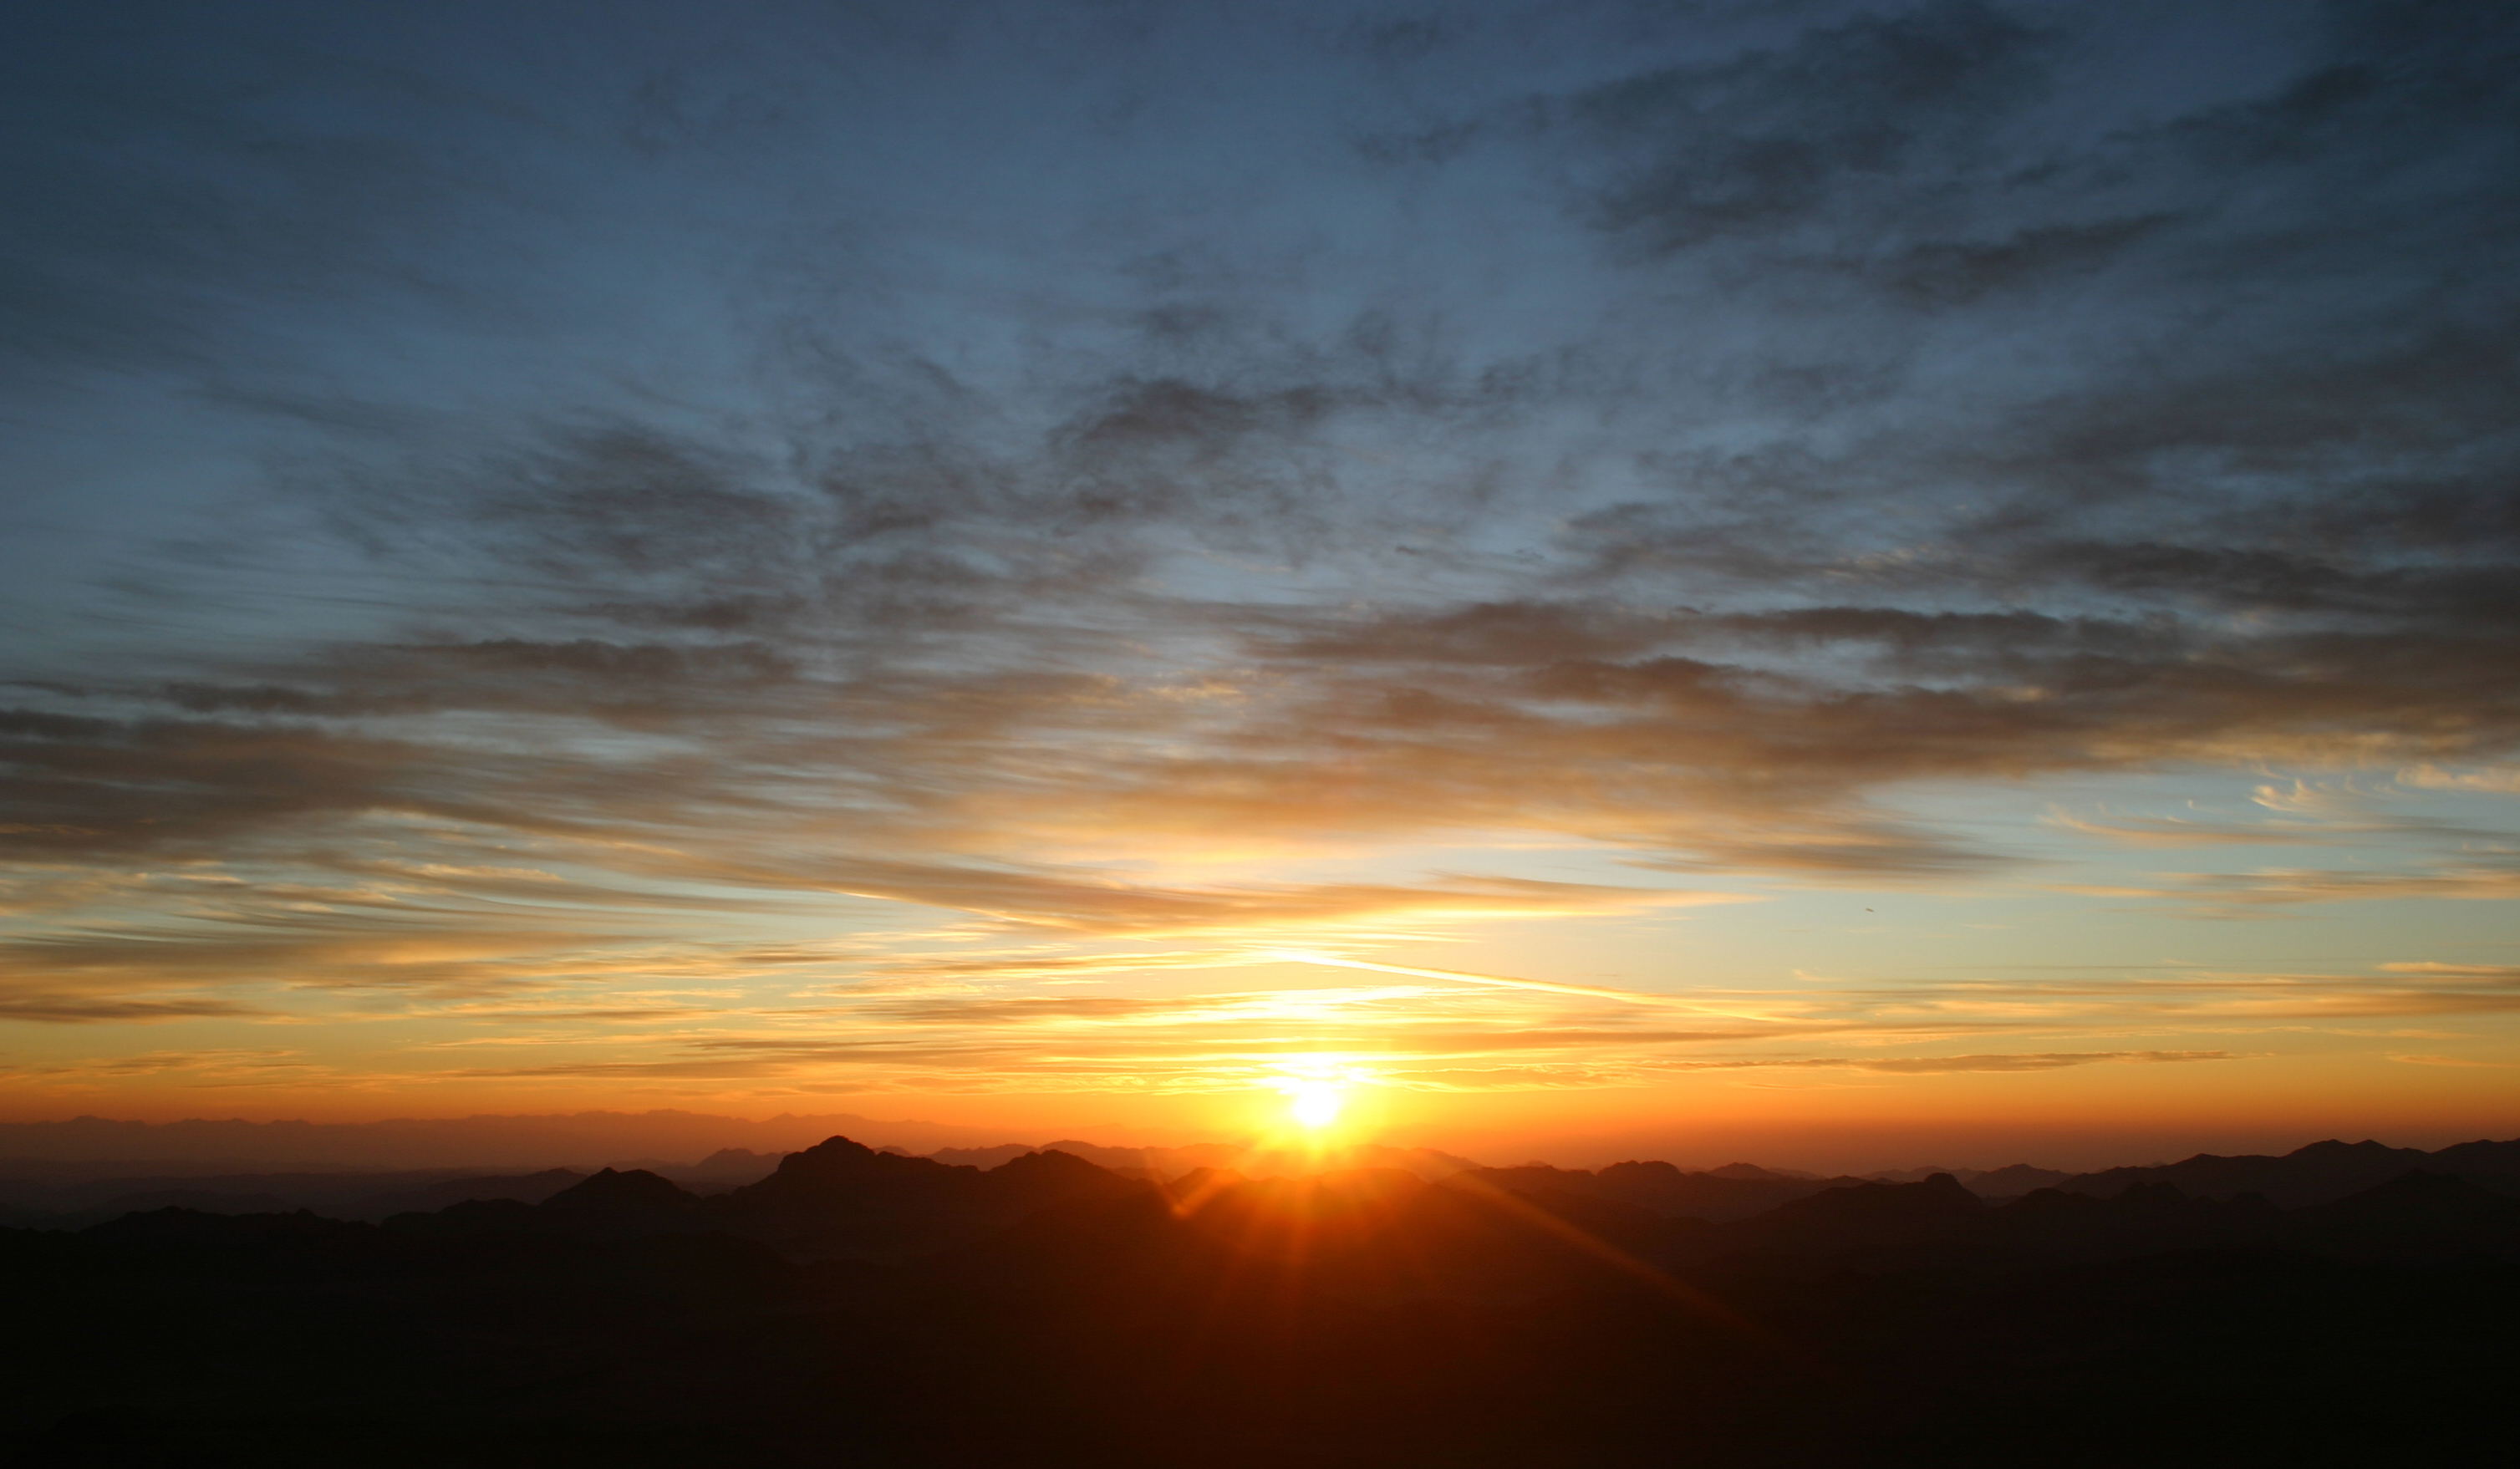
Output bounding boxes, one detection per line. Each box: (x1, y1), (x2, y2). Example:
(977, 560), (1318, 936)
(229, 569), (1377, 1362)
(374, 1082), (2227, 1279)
(2, 1138), (2512, 1467)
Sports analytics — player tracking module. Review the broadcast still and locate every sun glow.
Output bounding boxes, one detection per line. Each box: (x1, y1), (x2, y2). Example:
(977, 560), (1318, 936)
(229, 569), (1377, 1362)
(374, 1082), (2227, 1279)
(1286, 1078), (1346, 1131)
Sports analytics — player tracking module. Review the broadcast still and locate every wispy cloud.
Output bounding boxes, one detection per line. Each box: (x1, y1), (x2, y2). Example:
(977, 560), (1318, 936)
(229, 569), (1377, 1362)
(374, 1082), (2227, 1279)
(1661, 1050), (2244, 1075)
(3, 2), (2517, 1111)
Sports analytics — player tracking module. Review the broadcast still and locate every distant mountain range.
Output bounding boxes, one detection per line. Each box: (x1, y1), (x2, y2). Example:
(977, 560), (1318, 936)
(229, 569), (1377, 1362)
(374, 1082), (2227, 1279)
(2045, 1136), (2520, 1206)
(30, 1127), (2485, 1278)
(907, 1137), (1484, 1182)
(8, 1129), (2512, 1464)
(0, 1110), (1016, 1172)
(911, 1133), (2520, 1214)
(8, 1131), (2516, 1232)
(376, 1133), (2515, 1271)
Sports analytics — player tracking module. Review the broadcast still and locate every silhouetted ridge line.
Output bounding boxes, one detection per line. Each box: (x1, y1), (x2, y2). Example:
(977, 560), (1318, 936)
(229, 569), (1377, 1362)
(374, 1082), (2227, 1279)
(2057, 1136), (2520, 1207)
(8, 1131), (2515, 1463)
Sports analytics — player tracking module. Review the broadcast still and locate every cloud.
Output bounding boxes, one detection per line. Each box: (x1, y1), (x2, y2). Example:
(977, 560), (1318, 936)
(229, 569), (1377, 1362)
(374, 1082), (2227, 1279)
(1562, 0), (2056, 255)
(0, 994), (262, 1024)
(2400, 765), (2520, 794)
(0, 1049), (317, 1083)
(431, 1021), (2248, 1094)
(1872, 958), (2520, 1024)
(2045, 779), (2501, 848)
(2044, 811), (2313, 847)
(0, 853), (1723, 1030)
(713, 861), (1720, 936)
(2378, 963), (2520, 981)
(195, 941), (2502, 1095)
(2063, 862), (2520, 913)
(1664, 1050), (2242, 1075)
(3, 2), (2518, 1102)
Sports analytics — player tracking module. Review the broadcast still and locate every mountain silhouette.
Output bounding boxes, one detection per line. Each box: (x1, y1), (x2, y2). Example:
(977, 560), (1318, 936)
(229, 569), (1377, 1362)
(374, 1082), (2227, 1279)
(917, 1138), (1482, 1182)
(2286, 1171), (2520, 1262)
(1959, 1162), (2078, 1197)
(534, 1168), (707, 1238)
(1723, 1172), (1988, 1255)
(2058, 1136), (2520, 1207)
(0, 1167), (591, 1228)
(696, 1136), (1140, 1261)
(1465, 1157), (1853, 1222)
(6, 1133), (2515, 1466)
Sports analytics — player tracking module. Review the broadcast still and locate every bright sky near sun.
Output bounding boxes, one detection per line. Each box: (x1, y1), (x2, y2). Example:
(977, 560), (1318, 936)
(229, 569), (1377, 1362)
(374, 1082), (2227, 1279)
(2, 1), (2517, 1166)
(1285, 1079), (1347, 1133)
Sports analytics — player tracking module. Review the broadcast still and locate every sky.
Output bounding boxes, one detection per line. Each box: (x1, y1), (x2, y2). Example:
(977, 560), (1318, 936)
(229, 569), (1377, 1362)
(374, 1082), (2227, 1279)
(3, 0), (2517, 1169)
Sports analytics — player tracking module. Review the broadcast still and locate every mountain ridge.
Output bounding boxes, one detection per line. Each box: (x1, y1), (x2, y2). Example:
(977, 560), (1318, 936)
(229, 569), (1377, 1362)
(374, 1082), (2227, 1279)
(11, 1131), (2513, 1463)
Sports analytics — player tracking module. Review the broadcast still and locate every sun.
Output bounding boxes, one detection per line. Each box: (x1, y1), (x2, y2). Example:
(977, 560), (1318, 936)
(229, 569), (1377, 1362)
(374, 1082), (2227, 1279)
(1285, 1078), (1346, 1131)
